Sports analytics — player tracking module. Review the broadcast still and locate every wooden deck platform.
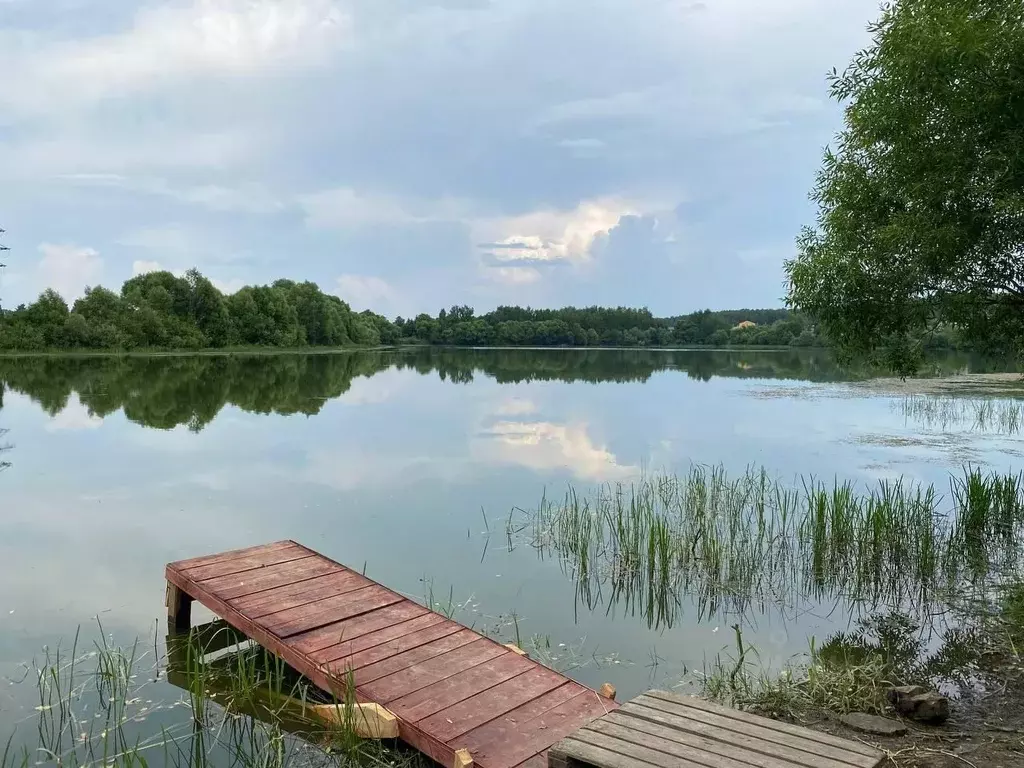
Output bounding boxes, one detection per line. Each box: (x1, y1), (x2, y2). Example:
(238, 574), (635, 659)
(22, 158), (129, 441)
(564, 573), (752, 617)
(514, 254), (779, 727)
(165, 540), (617, 768)
(549, 690), (885, 768)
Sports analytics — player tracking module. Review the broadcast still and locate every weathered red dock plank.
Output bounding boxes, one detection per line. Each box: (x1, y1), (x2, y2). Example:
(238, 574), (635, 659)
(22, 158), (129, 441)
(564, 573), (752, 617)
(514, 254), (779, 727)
(166, 540), (616, 768)
(418, 667), (569, 742)
(388, 652), (534, 723)
(311, 612), (447, 664)
(291, 601), (430, 655)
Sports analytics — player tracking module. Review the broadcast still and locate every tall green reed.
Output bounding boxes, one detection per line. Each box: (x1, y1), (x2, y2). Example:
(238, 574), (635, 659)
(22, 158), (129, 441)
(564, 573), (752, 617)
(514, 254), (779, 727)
(516, 466), (1024, 630)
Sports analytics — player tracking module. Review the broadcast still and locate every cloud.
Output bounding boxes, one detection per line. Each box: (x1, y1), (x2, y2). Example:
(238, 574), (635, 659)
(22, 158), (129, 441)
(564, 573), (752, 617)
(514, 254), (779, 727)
(132, 260), (165, 277)
(495, 398), (537, 416)
(335, 274), (398, 311)
(2, 0), (352, 116)
(295, 449), (467, 492)
(301, 188), (469, 230)
(61, 175), (285, 214)
(490, 266), (542, 285)
(45, 396), (104, 432)
(475, 198), (645, 266)
(1, 130), (264, 181)
(475, 420), (636, 481)
(335, 368), (408, 405)
(557, 137), (607, 158)
(37, 243), (102, 301)
(120, 226), (197, 254)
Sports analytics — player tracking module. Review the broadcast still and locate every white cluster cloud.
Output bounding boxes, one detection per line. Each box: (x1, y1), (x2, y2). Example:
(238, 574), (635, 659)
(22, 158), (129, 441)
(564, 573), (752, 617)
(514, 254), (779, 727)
(476, 420), (636, 481)
(37, 243), (103, 302)
(476, 197), (645, 266)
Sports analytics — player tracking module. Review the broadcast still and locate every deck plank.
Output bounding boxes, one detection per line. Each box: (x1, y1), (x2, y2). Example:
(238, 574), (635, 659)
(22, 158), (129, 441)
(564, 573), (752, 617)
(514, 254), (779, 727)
(549, 692), (885, 768)
(458, 689), (614, 768)
(388, 651), (534, 723)
(552, 731), (703, 768)
(170, 540), (295, 572)
(512, 756), (548, 768)
(206, 559), (347, 602)
(448, 684), (590, 760)
(181, 545), (311, 582)
(264, 585), (404, 638)
(615, 702), (865, 768)
(643, 691), (882, 759)
(584, 716), (815, 768)
(348, 629), (481, 685)
(329, 621), (465, 671)
(631, 694), (881, 767)
(365, 639), (510, 703)
(418, 667), (571, 742)
(289, 602), (429, 655)
(310, 612), (447, 664)
(231, 570), (370, 617)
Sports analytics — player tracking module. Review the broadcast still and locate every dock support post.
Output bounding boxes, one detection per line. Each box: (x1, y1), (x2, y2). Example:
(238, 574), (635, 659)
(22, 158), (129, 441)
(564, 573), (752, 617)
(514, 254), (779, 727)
(453, 748), (473, 768)
(166, 581), (193, 633)
(599, 683), (616, 701)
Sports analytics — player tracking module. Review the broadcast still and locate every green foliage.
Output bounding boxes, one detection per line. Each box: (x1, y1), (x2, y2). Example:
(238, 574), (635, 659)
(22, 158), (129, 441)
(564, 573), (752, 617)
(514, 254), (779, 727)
(396, 305), (823, 349)
(0, 270), (397, 351)
(0, 277), (826, 352)
(788, 0), (1024, 374)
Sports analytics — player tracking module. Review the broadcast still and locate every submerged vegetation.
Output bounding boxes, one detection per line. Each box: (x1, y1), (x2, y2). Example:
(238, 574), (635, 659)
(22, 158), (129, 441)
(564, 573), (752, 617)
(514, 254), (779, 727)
(515, 466), (1024, 631)
(897, 394), (1024, 435)
(2, 624), (421, 768)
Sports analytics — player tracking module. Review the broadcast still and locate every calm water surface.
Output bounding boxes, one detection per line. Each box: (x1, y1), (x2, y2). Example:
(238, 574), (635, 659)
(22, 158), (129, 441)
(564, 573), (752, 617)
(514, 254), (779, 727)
(0, 348), (1021, 732)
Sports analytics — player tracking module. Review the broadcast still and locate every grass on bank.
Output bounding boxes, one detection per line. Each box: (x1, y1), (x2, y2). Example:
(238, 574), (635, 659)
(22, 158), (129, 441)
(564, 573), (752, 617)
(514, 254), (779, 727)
(698, 585), (1024, 723)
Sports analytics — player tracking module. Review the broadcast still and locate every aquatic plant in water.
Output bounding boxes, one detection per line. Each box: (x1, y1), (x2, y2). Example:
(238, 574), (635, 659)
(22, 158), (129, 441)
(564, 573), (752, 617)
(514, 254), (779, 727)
(1, 623), (422, 768)
(513, 465), (1024, 631)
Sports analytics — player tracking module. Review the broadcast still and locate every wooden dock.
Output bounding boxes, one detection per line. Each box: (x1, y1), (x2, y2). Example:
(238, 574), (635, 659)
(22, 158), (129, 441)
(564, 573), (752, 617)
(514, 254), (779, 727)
(165, 540), (617, 768)
(549, 690), (885, 768)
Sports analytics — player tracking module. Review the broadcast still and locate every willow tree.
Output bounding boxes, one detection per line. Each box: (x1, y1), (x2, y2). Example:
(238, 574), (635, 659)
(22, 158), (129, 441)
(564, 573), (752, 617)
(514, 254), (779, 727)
(787, 0), (1024, 374)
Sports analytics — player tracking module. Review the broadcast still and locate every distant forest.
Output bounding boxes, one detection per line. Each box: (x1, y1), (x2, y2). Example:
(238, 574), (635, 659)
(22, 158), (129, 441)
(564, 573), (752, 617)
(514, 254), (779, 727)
(0, 269), (831, 351)
(395, 306), (822, 348)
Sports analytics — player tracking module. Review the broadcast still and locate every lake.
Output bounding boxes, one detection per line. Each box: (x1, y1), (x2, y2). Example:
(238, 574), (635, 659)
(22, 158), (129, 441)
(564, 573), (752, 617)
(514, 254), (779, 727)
(0, 348), (1022, 747)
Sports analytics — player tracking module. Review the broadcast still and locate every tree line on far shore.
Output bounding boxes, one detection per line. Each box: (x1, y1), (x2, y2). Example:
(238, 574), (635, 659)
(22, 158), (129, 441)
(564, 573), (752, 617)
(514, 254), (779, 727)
(0, 267), (979, 353)
(394, 305), (824, 348)
(0, 270), (398, 351)
(0, 269), (829, 351)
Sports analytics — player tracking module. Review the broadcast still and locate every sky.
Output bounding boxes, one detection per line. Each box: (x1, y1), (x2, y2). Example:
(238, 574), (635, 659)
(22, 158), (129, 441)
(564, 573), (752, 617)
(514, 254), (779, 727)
(0, 0), (882, 318)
